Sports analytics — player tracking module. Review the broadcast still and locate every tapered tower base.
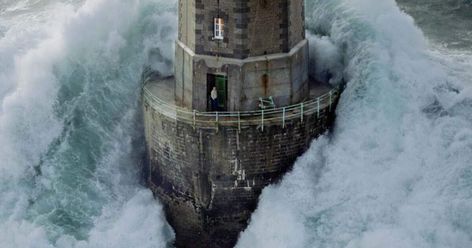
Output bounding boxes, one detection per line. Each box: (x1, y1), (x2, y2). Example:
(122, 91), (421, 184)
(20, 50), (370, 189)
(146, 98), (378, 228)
(142, 74), (339, 248)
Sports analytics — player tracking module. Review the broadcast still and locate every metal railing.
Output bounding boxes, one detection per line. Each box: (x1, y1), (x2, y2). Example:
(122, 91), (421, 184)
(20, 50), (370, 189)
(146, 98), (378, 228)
(143, 85), (340, 131)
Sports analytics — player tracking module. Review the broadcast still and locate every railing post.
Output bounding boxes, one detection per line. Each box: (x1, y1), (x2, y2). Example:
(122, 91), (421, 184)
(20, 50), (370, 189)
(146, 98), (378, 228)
(238, 112), (241, 133)
(261, 109), (264, 132)
(193, 110), (196, 130)
(329, 91), (332, 112)
(216, 112), (219, 132)
(282, 107), (286, 128)
(300, 103), (304, 123)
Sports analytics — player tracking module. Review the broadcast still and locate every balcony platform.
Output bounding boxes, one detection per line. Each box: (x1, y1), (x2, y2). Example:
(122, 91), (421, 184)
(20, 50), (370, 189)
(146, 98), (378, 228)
(143, 71), (335, 110)
(142, 71), (339, 130)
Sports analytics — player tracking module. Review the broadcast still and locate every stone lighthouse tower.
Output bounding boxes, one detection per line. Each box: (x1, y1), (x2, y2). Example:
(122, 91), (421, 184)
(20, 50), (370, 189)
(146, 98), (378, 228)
(142, 0), (339, 247)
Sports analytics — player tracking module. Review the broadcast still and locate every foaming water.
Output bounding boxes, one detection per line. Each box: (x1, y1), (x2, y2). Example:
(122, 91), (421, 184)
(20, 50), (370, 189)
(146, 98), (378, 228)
(1, 0), (471, 247)
(238, 0), (472, 247)
(0, 0), (176, 247)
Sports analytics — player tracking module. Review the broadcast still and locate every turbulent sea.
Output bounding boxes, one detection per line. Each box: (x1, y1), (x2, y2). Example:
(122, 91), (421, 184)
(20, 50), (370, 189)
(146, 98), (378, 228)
(0, 0), (471, 247)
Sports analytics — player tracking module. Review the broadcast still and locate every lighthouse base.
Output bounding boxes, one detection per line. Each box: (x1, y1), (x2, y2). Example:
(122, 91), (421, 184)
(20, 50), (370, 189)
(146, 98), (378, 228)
(142, 77), (338, 248)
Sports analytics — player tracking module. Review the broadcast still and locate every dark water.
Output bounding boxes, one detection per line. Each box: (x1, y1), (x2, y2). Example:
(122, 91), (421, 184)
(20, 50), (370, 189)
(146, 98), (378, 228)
(397, 0), (472, 50)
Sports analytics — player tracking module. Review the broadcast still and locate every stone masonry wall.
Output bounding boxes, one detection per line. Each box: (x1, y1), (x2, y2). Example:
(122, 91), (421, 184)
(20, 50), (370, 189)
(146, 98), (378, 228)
(175, 40), (309, 112)
(179, 0), (196, 49)
(143, 94), (337, 248)
(288, 0), (305, 48)
(178, 0), (305, 59)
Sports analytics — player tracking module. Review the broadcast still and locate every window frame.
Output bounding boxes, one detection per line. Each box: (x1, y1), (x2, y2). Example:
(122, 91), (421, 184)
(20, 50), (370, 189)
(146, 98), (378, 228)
(213, 17), (224, 40)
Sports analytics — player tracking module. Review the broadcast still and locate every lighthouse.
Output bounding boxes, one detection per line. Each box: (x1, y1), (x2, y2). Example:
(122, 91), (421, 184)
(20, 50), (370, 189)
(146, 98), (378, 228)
(142, 0), (339, 247)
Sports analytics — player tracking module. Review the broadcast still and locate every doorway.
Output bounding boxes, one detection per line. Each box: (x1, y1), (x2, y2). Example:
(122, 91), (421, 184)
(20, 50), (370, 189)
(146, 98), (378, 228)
(207, 74), (227, 111)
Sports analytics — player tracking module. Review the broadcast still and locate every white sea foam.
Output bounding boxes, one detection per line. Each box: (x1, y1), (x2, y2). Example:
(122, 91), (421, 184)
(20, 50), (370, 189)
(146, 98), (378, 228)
(1, 0), (471, 247)
(0, 0), (176, 247)
(238, 0), (472, 247)
(308, 33), (343, 84)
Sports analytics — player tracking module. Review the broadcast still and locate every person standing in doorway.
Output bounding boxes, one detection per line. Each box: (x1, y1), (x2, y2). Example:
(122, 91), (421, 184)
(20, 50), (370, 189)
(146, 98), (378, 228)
(210, 86), (218, 111)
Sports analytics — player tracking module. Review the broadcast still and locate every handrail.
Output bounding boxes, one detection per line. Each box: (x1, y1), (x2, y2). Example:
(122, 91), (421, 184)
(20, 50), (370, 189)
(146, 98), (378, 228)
(143, 84), (340, 129)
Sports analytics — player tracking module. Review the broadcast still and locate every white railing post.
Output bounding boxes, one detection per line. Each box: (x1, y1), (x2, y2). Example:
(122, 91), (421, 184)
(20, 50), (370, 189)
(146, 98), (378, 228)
(329, 91), (332, 112)
(193, 110), (196, 129)
(282, 107), (286, 128)
(238, 112), (241, 133)
(216, 112), (219, 132)
(261, 109), (264, 132)
(300, 103), (304, 123)
(317, 97), (320, 118)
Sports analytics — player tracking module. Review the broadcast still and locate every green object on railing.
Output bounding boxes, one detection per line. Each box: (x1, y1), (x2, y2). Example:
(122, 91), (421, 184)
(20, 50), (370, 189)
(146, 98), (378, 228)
(143, 83), (340, 129)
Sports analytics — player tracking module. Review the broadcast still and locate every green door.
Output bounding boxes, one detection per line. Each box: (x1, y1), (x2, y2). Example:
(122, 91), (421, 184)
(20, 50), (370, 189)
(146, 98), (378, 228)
(215, 75), (227, 110)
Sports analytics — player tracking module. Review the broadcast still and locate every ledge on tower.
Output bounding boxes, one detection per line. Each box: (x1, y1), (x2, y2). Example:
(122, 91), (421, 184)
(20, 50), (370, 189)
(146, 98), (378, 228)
(142, 72), (339, 130)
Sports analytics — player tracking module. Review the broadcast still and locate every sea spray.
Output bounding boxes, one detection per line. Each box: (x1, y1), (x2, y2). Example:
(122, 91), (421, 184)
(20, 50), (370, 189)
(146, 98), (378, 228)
(1, 0), (471, 247)
(238, 0), (472, 247)
(0, 0), (176, 247)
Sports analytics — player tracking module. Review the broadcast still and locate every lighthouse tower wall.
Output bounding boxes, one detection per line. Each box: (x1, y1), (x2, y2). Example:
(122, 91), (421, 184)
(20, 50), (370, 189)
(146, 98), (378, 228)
(174, 40), (310, 112)
(178, 0), (305, 58)
(143, 87), (337, 247)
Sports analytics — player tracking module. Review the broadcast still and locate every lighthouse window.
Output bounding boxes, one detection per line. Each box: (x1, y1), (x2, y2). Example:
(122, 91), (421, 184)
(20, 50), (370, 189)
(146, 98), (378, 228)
(214, 18), (224, 40)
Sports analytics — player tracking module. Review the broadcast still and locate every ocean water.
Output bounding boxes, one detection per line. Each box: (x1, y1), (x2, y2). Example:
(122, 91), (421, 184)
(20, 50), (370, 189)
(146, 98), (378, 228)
(0, 0), (471, 248)
(238, 0), (472, 247)
(0, 0), (176, 247)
